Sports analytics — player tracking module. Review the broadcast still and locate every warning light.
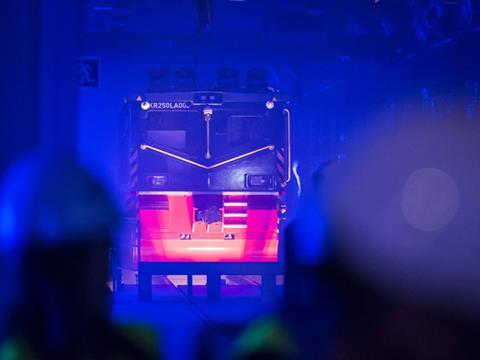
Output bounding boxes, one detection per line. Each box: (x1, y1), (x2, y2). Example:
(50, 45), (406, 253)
(265, 100), (275, 110)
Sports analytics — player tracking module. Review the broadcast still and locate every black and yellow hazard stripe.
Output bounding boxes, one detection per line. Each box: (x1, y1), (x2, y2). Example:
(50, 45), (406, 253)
(276, 147), (287, 187)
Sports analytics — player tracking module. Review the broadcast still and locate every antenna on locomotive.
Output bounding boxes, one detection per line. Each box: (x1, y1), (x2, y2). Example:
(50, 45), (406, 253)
(203, 106), (213, 159)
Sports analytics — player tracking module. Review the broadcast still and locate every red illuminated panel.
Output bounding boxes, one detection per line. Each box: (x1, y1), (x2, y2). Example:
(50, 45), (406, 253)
(139, 194), (279, 262)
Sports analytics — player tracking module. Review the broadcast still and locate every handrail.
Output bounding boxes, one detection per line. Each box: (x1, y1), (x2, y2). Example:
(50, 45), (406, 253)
(283, 108), (292, 184)
(140, 144), (275, 170)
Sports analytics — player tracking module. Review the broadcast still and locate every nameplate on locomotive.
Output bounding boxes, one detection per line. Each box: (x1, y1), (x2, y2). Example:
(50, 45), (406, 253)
(141, 101), (192, 111)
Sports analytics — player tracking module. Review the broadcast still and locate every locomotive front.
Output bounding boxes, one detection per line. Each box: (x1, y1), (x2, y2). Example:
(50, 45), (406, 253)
(124, 91), (290, 297)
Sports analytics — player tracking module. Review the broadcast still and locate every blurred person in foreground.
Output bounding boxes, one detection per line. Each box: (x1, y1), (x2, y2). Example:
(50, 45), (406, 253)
(231, 104), (480, 360)
(0, 154), (157, 359)
(229, 161), (335, 360)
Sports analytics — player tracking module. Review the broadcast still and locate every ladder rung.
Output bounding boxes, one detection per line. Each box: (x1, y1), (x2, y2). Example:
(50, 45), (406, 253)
(224, 202), (248, 206)
(223, 213), (247, 218)
(223, 224), (247, 229)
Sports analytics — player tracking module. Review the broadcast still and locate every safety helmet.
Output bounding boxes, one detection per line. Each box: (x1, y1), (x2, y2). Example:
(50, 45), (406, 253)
(0, 153), (118, 252)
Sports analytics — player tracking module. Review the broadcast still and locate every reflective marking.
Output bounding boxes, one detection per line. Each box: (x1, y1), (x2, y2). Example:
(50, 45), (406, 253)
(140, 144), (274, 169)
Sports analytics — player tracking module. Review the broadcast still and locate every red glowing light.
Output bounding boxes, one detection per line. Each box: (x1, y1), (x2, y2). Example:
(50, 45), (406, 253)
(139, 194), (279, 262)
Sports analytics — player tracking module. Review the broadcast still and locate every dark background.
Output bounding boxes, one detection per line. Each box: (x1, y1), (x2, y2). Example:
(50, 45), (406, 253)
(1, 2), (480, 359)
(3, 0), (479, 193)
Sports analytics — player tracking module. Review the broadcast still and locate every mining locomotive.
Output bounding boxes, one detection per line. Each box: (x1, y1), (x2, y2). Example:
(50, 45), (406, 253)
(122, 89), (291, 299)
